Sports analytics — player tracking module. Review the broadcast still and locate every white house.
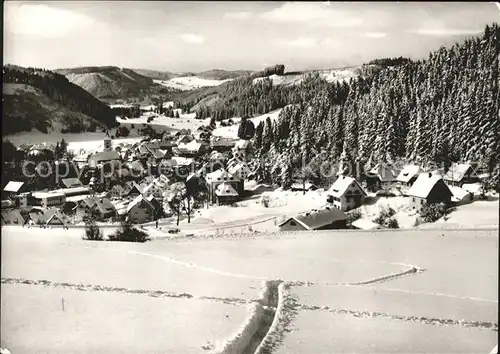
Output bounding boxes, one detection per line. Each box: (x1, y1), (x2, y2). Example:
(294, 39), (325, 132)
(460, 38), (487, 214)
(326, 176), (367, 212)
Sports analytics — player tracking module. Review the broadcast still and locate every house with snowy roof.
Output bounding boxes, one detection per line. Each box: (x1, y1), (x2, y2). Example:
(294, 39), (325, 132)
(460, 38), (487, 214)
(396, 165), (424, 189)
(214, 183), (240, 205)
(59, 178), (83, 189)
(365, 163), (400, 192)
(406, 173), (453, 212)
(126, 195), (161, 224)
(443, 162), (479, 187)
(174, 140), (205, 157)
(228, 162), (252, 181)
(3, 181), (30, 197)
(279, 207), (348, 232)
(205, 169), (243, 204)
(88, 151), (121, 168)
(326, 176), (367, 212)
(73, 196), (116, 220)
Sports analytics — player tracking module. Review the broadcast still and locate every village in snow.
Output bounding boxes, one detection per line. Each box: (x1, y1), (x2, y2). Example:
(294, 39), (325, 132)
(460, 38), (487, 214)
(2, 101), (498, 236)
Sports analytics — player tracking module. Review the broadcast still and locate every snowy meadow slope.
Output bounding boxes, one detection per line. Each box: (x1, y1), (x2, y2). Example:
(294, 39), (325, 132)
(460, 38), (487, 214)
(1, 227), (497, 353)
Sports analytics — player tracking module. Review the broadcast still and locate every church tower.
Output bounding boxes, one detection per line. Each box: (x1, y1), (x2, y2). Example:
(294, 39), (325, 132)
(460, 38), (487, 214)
(103, 130), (112, 152)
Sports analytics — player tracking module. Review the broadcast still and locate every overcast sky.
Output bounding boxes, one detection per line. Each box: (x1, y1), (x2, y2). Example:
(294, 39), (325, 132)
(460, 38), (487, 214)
(4, 1), (500, 72)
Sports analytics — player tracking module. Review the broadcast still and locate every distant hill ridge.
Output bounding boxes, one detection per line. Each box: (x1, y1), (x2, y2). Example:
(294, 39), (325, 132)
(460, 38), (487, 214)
(3, 65), (116, 135)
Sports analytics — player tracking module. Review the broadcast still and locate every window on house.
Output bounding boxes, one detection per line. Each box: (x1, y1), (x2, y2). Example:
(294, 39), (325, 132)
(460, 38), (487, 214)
(412, 198), (415, 202)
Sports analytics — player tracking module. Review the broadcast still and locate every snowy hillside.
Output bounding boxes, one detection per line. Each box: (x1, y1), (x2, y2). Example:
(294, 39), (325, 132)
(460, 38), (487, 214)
(252, 66), (370, 87)
(212, 108), (284, 138)
(154, 77), (232, 91)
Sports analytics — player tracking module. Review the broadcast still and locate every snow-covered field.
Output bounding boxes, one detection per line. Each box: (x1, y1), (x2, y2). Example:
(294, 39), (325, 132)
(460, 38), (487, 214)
(2, 284), (247, 354)
(420, 196), (499, 229)
(251, 68), (362, 87)
(275, 310), (497, 354)
(212, 108), (283, 138)
(154, 77), (231, 91)
(1, 226), (497, 352)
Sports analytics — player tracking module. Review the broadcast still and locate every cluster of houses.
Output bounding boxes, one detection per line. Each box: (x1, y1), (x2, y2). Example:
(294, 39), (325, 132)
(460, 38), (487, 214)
(279, 162), (486, 232)
(2, 130), (254, 228)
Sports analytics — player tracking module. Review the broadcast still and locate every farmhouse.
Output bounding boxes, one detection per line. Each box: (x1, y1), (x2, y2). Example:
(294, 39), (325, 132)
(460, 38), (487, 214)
(141, 179), (168, 199)
(443, 162), (479, 187)
(326, 176), (367, 212)
(205, 169), (243, 204)
(214, 183), (240, 205)
(365, 163), (399, 191)
(278, 207), (348, 231)
(406, 173), (453, 212)
(74, 196), (116, 220)
(396, 165), (424, 189)
(126, 195), (161, 224)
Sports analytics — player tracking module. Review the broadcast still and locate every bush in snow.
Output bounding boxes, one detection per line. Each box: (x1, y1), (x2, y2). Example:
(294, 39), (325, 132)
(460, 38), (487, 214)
(373, 206), (397, 227)
(109, 220), (149, 243)
(385, 217), (399, 229)
(261, 195), (270, 208)
(82, 218), (104, 241)
(420, 202), (452, 223)
(346, 209), (362, 226)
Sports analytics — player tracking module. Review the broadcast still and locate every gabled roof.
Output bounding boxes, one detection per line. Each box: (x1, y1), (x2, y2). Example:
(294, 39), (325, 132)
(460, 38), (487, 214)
(61, 178), (83, 188)
(449, 186), (470, 201)
(3, 181), (25, 193)
(94, 198), (115, 214)
(367, 163), (399, 182)
(443, 163), (474, 182)
(206, 169), (240, 183)
(228, 162), (252, 176)
(280, 207), (347, 230)
(406, 173), (451, 199)
(327, 176), (366, 197)
(46, 211), (68, 225)
(396, 165), (424, 183)
(126, 195), (155, 213)
(215, 183), (239, 197)
(88, 151), (120, 162)
(462, 183), (483, 195)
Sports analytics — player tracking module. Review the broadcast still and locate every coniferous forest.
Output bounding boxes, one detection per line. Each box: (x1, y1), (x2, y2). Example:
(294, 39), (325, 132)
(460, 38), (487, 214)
(3, 65), (117, 128)
(250, 24), (499, 189)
